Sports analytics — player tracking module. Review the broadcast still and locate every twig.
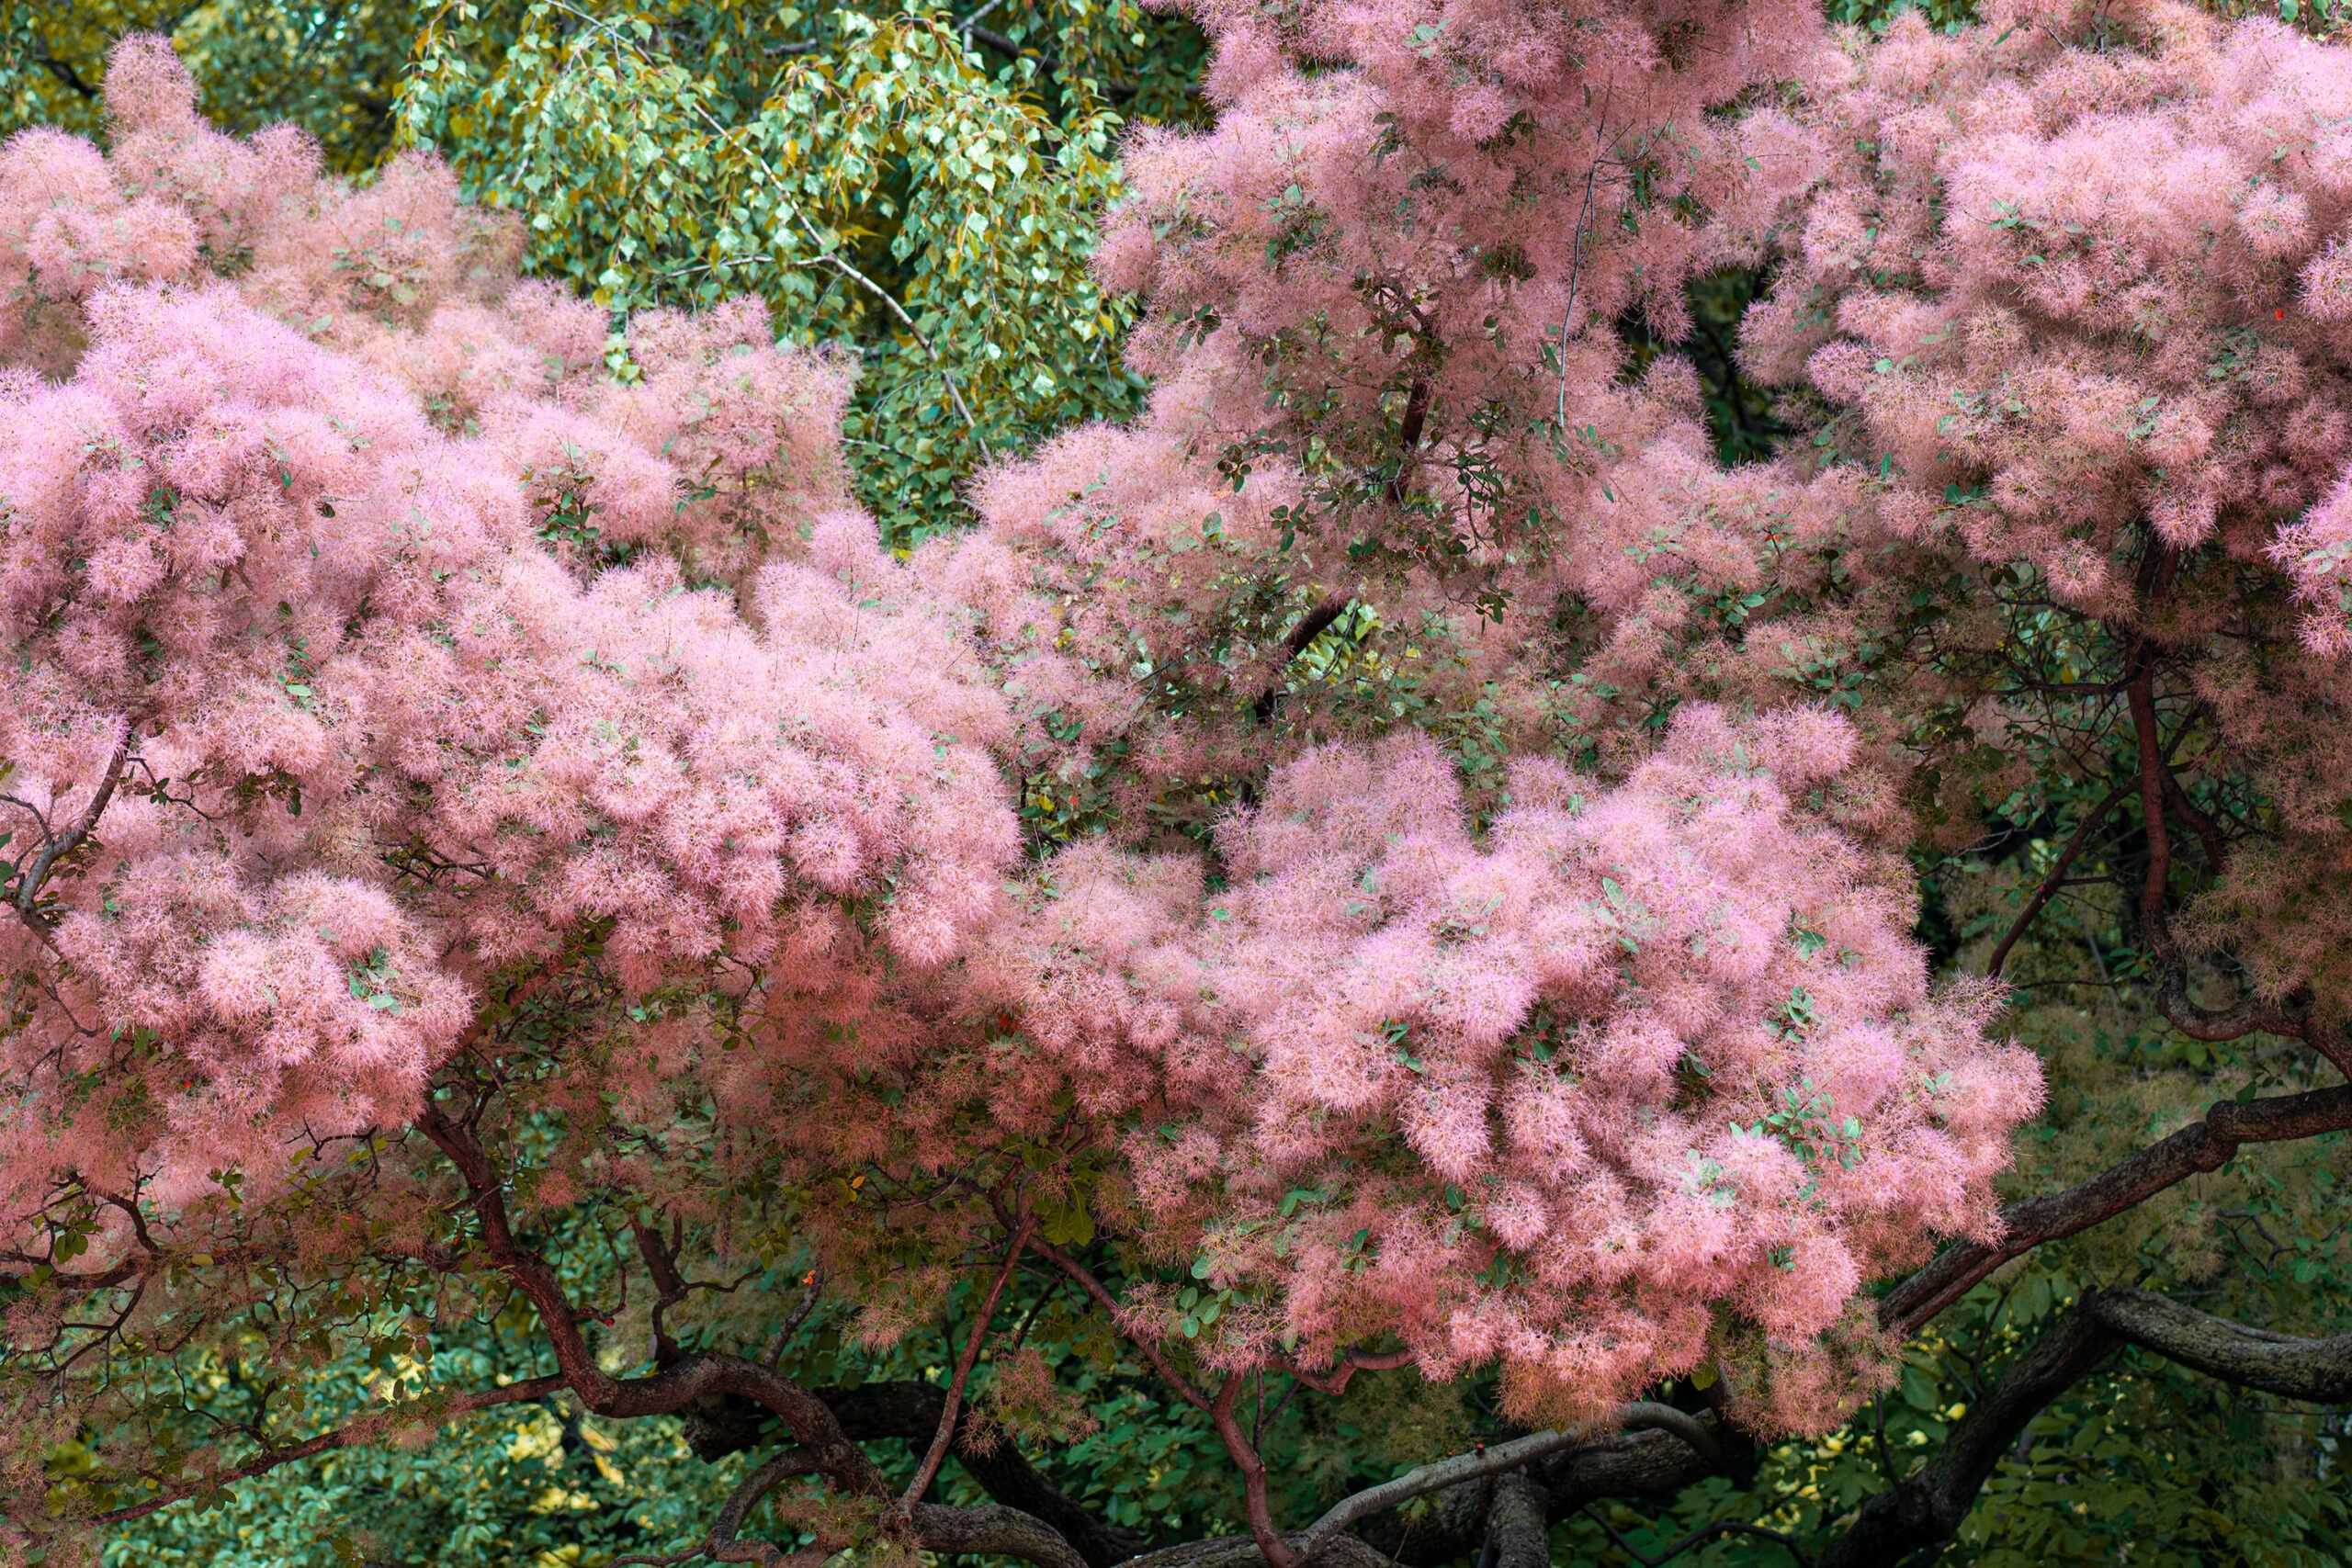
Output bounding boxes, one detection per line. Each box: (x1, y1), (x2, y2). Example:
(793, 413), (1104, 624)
(1579, 1507), (1814, 1568)
(1984, 773), (2138, 978)
(765, 1266), (825, 1368)
(902, 1214), (1034, 1506)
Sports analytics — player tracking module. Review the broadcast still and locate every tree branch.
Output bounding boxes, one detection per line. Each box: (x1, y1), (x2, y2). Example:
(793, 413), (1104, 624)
(1294, 1403), (1717, 1560)
(2091, 1288), (2352, 1401)
(14, 727), (130, 942)
(1483, 1472), (1550, 1568)
(1818, 1307), (2117, 1568)
(702, 1448), (826, 1567)
(1027, 1236), (1212, 1411)
(903, 1213), (1033, 1506)
(1824, 1285), (2352, 1568)
(413, 1101), (888, 1497)
(1212, 1373), (1297, 1568)
(83, 1374), (568, 1528)
(1250, 596), (1355, 724)
(819, 1381), (1146, 1566)
(1879, 1083), (2352, 1335)
(1984, 773), (2137, 979)
(912, 1502), (1092, 1568)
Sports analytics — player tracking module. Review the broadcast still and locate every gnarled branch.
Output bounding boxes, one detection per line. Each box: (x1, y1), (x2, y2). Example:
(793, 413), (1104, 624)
(2092, 1288), (2352, 1401)
(1294, 1402), (1717, 1560)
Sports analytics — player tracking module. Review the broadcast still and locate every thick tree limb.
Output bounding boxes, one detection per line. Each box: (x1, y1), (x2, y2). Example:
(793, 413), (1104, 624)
(1353, 1418), (1735, 1568)
(915, 1502), (1093, 1568)
(1824, 1285), (2352, 1567)
(1294, 1402), (1716, 1560)
(1536, 1422), (1724, 1511)
(1116, 1537), (1395, 1568)
(1346, 1474), (1495, 1565)
(2092, 1288), (2352, 1401)
(1250, 596), (1356, 723)
(1878, 1083), (2352, 1334)
(1482, 1472), (1549, 1568)
(1817, 1307), (2118, 1568)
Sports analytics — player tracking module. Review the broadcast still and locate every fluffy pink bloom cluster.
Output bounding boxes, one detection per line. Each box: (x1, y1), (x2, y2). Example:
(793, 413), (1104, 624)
(916, 0), (2045, 1429)
(0, 28), (2048, 1444)
(0, 43), (1014, 1227)
(1751, 0), (2352, 634)
(983, 707), (2030, 1427)
(1750, 0), (2352, 1013)
(944, 0), (1859, 818)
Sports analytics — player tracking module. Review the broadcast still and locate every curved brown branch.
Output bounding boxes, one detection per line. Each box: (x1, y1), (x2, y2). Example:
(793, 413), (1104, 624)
(903, 1212), (1033, 1505)
(1027, 1236), (1212, 1411)
(704, 1448), (826, 1566)
(413, 1101), (888, 1497)
(1213, 1373), (1297, 1568)
(2092, 1288), (2352, 1401)
(1294, 1402), (1718, 1560)
(1250, 596), (1355, 724)
(1537, 1421), (1723, 1512)
(1985, 773), (2137, 979)
(14, 727), (130, 944)
(1268, 1345), (1417, 1398)
(1878, 1083), (2352, 1335)
(84, 1373), (568, 1528)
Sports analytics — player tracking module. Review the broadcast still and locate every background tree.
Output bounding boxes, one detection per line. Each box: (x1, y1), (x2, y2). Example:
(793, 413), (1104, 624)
(4, 0), (1204, 542)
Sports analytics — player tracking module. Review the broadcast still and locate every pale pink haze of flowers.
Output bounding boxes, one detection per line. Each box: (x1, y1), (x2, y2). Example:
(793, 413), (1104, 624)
(0, 16), (2050, 1478)
(933, 0), (2045, 1430)
(0, 38), (1017, 1226)
(1749, 0), (2352, 1019)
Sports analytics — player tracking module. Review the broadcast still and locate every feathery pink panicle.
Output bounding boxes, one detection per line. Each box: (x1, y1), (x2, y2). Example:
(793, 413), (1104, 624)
(909, 0), (2053, 1436)
(1756, 1), (2352, 617)
(952, 0), (1871, 813)
(1753, 0), (2352, 1017)
(0, 42), (1016, 1238)
(978, 708), (2039, 1428)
